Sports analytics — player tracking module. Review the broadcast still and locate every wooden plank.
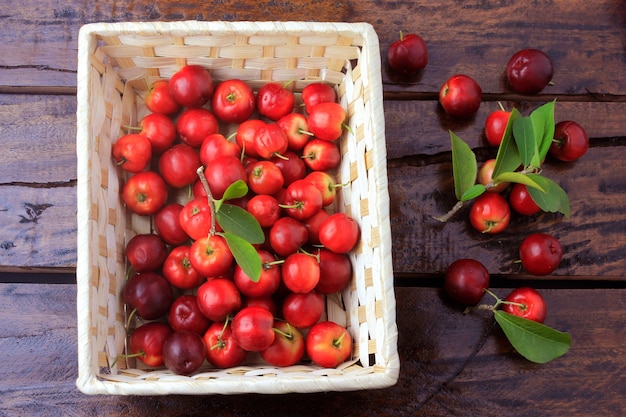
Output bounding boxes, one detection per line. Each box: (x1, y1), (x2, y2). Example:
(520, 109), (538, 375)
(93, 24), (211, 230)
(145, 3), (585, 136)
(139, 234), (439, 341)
(0, 283), (623, 416)
(1, 93), (625, 275)
(0, 185), (76, 271)
(388, 146), (626, 278)
(383, 100), (626, 159)
(0, 1), (624, 96)
(0, 94), (77, 183)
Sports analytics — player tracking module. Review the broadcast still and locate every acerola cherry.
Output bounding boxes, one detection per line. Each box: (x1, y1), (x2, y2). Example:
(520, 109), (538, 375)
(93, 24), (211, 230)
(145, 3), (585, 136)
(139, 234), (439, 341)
(199, 133), (242, 166)
(281, 179), (324, 221)
(269, 216), (309, 257)
(307, 102), (347, 141)
(203, 321), (248, 368)
(154, 203), (189, 246)
(439, 74), (482, 118)
(318, 212), (360, 254)
(158, 143), (202, 188)
(145, 79), (180, 116)
(122, 272), (173, 320)
(281, 252), (321, 294)
(233, 249), (281, 299)
(260, 320), (305, 367)
(502, 287), (547, 324)
(444, 258), (490, 306)
(189, 235), (234, 278)
(138, 113), (177, 154)
(121, 171), (168, 216)
(162, 330), (207, 375)
(506, 48), (553, 95)
(196, 277), (242, 322)
(549, 120), (589, 162)
(306, 321), (352, 368)
(176, 108), (219, 148)
(477, 159), (509, 193)
(246, 194), (281, 228)
(168, 294), (211, 334)
(128, 321), (172, 367)
(231, 306), (276, 352)
(270, 151), (307, 186)
(301, 138), (341, 171)
(125, 233), (168, 273)
(509, 183), (541, 216)
(519, 233), (563, 276)
(256, 82), (295, 121)
(316, 248), (352, 294)
(203, 155), (247, 200)
(254, 122), (289, 159)
(387, 32), (428, 75)
(484, 109), (511, 147)
(162, 245), (204, 290)
(281, 291), (325, 328)
(469, 192), (511, 234)
(301, 82), (337, 113)
(112, 133), (152, 173)
(169, 64), (214, 108)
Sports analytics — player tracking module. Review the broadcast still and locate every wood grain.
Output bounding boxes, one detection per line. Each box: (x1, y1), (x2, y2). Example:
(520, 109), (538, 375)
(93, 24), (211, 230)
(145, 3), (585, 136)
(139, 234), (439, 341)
(1, 1), (625, 414)
(1, 93), (625, 276)
(1, 283), (623, 416)
(0, 0), (624, 96)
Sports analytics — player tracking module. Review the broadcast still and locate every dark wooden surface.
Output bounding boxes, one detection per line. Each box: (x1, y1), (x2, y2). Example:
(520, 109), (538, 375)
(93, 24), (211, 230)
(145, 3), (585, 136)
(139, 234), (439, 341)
(1, 1), (625, 415)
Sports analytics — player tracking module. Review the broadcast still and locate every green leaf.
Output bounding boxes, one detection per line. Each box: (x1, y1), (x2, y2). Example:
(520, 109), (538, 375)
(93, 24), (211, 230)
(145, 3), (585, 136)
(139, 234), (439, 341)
(493, 171), (546, 192)
(216, 203), (265, 244)
(221, 232), (262, 282)
(512, 116), (537, 168)
(221, 179), (249, 202)
(460, 183), (486, 202)
(494, 310), (571, 364)
(450, 131), (478, 201)
(530, 100), (556, 165)
(493, 108), (522, 178)
(526, 174), (571, 217)
(214, 180), (249, 212)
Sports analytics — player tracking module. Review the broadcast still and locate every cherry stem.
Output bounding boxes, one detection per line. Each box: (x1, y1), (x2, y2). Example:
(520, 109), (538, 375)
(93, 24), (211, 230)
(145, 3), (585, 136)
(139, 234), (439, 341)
(224, 131), (237, 142)
(298, 246), (321, 262)
(333, 332), (346, 348)
(110, 351), (145, 368)
(125, 307), (138, 334)
(210, 318), (232, 350)
(482, 222), (495, 234)
(343, 123), (355, 136)
(282, 78), (297, 90)
(497, 101), (506, 112)
(432, 200), (464, 223)
(265, 259), (286, 267)
(196, 166), (217, 237)
(125, 266), (134, 281)
(122, 124), (141, 132)
(272, 322), (295, 340)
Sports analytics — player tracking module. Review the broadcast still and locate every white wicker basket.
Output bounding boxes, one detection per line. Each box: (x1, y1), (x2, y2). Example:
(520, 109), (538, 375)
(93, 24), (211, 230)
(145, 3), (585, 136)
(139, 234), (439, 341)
(75, 20), (398, 395)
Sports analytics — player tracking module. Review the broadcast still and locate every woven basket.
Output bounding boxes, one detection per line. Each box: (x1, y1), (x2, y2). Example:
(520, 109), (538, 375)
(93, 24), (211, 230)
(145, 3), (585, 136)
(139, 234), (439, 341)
(75, 20), (398, 395)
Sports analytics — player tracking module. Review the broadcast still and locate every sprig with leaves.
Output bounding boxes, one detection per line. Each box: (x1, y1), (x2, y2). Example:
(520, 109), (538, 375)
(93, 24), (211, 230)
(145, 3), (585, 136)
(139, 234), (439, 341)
(479, 289), (571, 364)
(197, 167), (264, 282)
(435, 100), (570, 222)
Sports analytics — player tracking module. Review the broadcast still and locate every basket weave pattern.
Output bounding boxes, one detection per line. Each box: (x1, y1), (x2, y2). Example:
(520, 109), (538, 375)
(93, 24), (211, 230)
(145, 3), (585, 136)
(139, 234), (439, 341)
(76, 21), (398, 395)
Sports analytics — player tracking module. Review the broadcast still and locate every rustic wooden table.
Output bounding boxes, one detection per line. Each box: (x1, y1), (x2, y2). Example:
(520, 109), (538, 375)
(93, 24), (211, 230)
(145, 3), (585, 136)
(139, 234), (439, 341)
(1, 1), (625, 416)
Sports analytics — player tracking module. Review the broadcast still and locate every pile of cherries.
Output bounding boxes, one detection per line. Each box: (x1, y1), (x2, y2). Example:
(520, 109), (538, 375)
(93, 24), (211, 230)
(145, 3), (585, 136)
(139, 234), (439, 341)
(388, 33), (589, 327)
(112, 65), (358, 375)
